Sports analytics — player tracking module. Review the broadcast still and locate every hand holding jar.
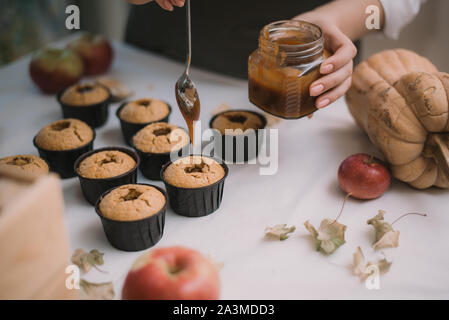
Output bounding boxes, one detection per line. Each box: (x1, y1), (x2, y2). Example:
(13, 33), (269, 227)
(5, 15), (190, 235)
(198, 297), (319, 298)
(293, 14), (358, 111)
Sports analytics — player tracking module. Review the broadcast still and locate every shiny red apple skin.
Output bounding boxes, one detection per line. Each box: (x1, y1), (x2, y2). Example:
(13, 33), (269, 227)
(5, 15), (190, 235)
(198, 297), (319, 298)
(67, 34), (114, 76)
(122, 246), (220, 300)
(338, 153), (391, 200)
(29, 48), (84, 94)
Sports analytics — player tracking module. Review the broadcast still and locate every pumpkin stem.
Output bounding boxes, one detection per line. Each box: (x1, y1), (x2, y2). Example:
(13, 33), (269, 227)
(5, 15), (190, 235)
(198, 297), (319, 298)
(427, 133), (449, 182)
(391, 212), (427, 226)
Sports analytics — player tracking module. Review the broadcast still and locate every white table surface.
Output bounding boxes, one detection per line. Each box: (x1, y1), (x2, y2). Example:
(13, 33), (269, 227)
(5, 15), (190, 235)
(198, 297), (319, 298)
(1, 39), (448, 300)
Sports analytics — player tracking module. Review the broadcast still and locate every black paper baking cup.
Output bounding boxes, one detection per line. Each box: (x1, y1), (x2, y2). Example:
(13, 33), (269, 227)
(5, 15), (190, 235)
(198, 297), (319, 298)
(160, 156), (229, 217)
(33, 133), (95, 179)
(116, 102), (172, 146)
(131, 128), (190, 181)
(57, 85), (111, 129)
(95, 184), (167, 251)
(74, 146), (140, 205)
(209, 110), (267, 163)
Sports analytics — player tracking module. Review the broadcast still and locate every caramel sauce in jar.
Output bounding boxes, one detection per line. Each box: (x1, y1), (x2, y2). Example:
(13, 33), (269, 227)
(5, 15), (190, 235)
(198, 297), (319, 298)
(248, 20), (326, 119)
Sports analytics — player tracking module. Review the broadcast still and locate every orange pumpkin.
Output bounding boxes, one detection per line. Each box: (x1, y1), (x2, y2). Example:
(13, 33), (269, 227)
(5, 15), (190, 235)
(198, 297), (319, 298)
(346, 49), (449, 189)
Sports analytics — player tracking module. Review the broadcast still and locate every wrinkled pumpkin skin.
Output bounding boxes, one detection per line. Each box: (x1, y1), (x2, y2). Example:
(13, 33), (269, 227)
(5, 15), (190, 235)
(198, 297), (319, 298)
(346, 49), (449, 189)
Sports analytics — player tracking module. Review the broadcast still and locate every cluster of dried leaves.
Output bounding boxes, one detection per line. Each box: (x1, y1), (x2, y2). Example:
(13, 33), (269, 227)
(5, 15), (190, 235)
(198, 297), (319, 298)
(71, 248), (115, 300)
(264, 198), (426, 283)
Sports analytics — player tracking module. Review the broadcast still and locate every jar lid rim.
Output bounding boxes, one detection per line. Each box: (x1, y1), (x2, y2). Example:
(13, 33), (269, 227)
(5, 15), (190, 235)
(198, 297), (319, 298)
(260, 20), (323, 49)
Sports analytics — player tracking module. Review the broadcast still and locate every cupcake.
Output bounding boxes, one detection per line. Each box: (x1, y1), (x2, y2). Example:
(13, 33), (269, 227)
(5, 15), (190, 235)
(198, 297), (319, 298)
(33, 118), (95, 178)
(75, 147), (140, 205)
(210, 110), (267, 163)
(132, 122), (190, 180)
(161, 155), (228, 217)
(95, 184), (167, 251)
(0, 154), (49, 176)
(58, 82), (111, 128)
(117, 98), (172, 145)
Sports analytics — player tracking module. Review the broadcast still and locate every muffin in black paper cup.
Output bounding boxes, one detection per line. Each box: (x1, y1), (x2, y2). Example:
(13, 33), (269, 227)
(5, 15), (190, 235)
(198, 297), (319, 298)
(33, 132), (95, 179)
(57, 83), (111, 129)
(161, 155), (229, 217)
(95, 184), (167, 252)
(209, 109), (267, 163)
(116, 101), (172, 146)
(74, 146), (140, 205)
(131, 123), (190, 181)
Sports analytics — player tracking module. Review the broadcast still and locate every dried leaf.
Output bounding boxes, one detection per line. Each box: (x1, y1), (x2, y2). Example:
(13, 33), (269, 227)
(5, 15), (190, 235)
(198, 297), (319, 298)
(304, 219), (346, 254)
(352, 246), (366, 277)
(87, 249), (104, 268)
(352, 247), (392, 281)
(71, 248), (105, 274)
(96, 77), (133, 102)
(368, 258), (392, 276)
(265, 224), (296, 240)
(80, 279), (114, 300)
(367, 210), (400, 250)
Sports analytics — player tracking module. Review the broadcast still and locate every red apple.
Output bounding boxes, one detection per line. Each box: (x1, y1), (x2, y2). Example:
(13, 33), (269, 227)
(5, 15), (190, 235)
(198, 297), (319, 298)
(67, 34), (114, 76)
(338, 153), (391, 200)
(122, 246), (220, 300)
(29, 48), (84, 94)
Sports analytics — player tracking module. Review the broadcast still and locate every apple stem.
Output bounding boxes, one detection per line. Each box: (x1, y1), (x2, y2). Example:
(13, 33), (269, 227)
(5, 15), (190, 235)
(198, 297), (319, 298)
(391, 212), (427, 226)
(331, 193), (352, 224)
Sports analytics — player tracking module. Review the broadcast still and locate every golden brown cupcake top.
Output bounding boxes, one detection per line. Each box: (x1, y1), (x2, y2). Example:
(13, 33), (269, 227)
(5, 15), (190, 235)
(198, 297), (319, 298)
(0, 154), (49, 176)
(211, 110), (264, 135)
(133, 122), (189, 154)
(35, 118), (94, 151)
(119, 98), (170, 124)
(60, 83), (109, 106)
(99, 184), (165, 221)
(163, 156), (225, 188)
(77, 150), (136, 179)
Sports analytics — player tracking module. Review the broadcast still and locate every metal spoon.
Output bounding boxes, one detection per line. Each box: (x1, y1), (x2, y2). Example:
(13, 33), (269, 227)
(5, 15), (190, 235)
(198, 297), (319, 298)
(175, 0), (199, 114)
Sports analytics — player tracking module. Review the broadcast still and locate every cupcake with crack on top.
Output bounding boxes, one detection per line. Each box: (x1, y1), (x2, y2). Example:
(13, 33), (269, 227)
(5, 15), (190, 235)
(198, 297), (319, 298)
(57, 82), (111, 128)
(95, 184), (167, 251)
(117, 98), (172, 145)
(33, 118), (95, 178)
(74, 147), (140, 205)
(161, 155), (228, 217)
(0, 154), (49, 176)
(131, 122), (189, 180)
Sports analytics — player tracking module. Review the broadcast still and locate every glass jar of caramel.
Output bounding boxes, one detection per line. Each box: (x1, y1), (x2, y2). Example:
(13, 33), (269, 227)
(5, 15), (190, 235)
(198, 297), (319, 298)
(248, 20), (326, 119)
